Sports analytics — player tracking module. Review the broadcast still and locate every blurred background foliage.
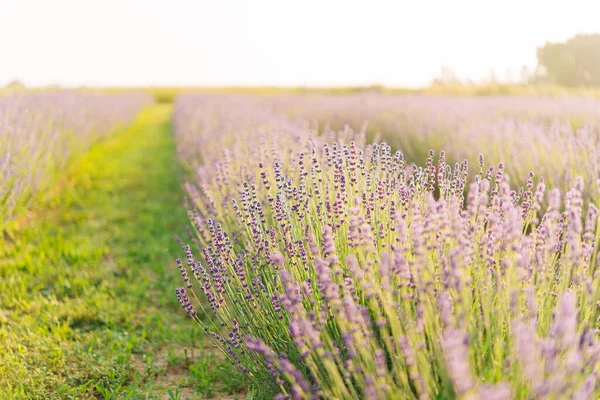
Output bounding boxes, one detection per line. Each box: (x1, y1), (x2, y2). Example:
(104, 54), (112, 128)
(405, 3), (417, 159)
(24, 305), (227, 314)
(535, 34), (600, 86)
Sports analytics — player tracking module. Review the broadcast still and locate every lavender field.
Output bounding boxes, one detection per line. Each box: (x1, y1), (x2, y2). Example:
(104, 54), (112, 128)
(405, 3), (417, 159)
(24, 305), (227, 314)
(3, 90), (600, 399)
(3, 2), (600, 398)
(173, 93), (600, 399)
(0, 91), (152, 228)
(275, 94), (600, 199)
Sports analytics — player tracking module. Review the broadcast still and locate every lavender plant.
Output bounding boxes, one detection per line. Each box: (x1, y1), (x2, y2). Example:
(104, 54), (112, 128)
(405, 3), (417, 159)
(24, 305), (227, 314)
(0, 90), (152, 226)
(273, 93), (600, 202)
(174, 95), (600, 399)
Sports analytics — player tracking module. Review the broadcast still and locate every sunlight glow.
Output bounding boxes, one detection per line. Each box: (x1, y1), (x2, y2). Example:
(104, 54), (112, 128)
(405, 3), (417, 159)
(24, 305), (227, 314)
(1, 0), (598, 87)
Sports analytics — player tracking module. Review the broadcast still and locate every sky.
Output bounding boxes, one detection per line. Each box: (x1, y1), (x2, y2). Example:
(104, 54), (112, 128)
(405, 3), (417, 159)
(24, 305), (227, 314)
(1, 0), (598, 88)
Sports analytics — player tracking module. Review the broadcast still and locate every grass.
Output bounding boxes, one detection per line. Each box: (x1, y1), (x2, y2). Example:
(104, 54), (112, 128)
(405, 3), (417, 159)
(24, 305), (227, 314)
(0, 104), (248, 399)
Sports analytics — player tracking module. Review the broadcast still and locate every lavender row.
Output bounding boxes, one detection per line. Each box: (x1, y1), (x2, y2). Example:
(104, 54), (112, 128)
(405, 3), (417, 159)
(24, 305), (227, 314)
(173, 94), (600, 399)
(0, 91), (152, 225)
(272, 93), (600, 202)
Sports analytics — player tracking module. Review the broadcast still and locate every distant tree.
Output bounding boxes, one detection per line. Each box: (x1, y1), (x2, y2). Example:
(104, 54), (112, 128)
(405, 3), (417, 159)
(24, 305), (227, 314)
(519, 65), (532, 84)
(504, 68), (515, 83)
(536, 34), (600, 86)
(432, 65), (461, 86)
(485, 70), (499, 85)
(5, 80), (26, 90)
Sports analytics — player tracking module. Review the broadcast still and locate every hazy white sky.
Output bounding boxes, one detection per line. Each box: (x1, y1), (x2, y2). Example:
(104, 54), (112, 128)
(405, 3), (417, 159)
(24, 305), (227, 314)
(1, 0), (598, 87)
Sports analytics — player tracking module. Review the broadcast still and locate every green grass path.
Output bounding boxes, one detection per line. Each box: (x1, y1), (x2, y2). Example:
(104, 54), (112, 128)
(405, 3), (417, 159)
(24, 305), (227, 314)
(0, 105), (246, 399)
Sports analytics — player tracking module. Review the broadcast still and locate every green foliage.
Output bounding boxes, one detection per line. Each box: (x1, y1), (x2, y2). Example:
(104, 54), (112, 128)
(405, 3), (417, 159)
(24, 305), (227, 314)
(536, 34), (600, 86)
(4, 80), (26, 90)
